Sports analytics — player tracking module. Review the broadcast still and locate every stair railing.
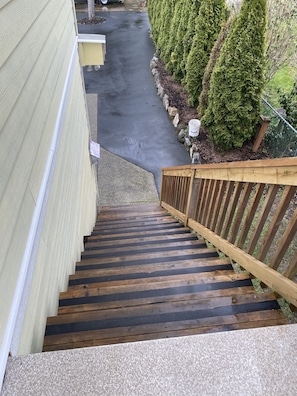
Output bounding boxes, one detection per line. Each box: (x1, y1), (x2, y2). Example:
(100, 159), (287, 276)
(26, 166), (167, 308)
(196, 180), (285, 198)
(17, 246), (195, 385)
(160, 157), (297, 308)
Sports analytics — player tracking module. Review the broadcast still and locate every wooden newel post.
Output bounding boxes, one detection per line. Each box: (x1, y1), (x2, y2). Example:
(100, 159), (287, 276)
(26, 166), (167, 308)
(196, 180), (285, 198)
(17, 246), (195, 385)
(253, 115), (271, 152)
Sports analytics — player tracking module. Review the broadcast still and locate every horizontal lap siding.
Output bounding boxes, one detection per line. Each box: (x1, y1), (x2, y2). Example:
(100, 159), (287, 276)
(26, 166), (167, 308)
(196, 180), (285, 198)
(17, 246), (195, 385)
(0, 0), (97, 354)
(0, 0), (70, 272)
(19, 59), (97, 353)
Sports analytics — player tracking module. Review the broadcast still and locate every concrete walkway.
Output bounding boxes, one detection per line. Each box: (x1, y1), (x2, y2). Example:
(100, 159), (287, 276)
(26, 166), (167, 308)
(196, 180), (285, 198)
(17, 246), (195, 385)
(2, 324), (297, 395)
(87, 93), (159, 208)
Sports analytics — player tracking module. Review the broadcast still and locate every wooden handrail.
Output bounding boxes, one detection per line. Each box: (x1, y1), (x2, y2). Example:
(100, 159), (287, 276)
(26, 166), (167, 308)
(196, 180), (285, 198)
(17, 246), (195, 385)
(160, 157), (297, 307)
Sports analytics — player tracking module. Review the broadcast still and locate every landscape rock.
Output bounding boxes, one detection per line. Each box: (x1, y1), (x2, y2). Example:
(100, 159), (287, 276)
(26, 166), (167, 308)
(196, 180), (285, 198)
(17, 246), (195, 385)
(173, 113), (179, 127)
(168, 106), (178, 118)
(190, 143), (198, 158)
(151, 68), (159, 77)
(157, 85), (165, 99)
(150, 58), (157, 69)
(184, 137), (192, 148)
(177, 129), (186, 143)
(192, 152), (201, 164)
(163, 94), (169, 110)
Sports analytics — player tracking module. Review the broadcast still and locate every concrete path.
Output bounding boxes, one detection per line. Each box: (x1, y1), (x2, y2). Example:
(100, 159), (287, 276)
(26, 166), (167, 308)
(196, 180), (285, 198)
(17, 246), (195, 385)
(2, 324), (297, 395)
(78, 10), (191, 194)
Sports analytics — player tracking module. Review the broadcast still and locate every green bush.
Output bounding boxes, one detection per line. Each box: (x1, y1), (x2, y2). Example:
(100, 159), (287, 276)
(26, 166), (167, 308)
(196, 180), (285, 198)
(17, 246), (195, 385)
(198, 15), (235, 118)
(184, 0), (229, 106)
(202, 0), (267, 150)
(180, 0), (202, 81)
(163, 0), (184, 68)
(156, 0), (176, 55)
(279, 82), (297, 129)
(171, 0), (193, 82)
(148, 0), (163, 46)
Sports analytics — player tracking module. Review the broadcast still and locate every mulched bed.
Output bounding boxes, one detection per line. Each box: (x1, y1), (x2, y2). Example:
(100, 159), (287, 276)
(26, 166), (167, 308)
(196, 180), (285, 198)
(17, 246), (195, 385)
(77, 16), (106, 25)
(155, 58), (270, 164)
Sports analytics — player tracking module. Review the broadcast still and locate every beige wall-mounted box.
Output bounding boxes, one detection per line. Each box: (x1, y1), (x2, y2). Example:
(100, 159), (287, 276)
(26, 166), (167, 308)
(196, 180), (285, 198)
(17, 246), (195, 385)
(78, 34), (106, 66)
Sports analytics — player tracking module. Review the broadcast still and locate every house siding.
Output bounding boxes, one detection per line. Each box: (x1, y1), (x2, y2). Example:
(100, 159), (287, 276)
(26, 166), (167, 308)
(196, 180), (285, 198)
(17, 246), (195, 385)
(0, 0), (97, 362)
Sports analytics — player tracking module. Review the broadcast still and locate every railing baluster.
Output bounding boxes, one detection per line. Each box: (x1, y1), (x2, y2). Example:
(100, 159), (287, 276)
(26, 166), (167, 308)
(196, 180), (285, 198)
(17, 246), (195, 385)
(210, 180), (226, 231)
(201, 180), (213, 226)
(257, 185), (296, 262)
(269, 206), (297, 270)
(196, 179), (206, 223)
(284, 250), (297, 280)
(246, 184), (279, 256)
(229, 183), (254, 244)
(222, 182), (244, 240)
(215, 181), (234, 236)
(205, 179), (220, 229)
(237, 183), (265, 249)
(185, 169), (195, 226)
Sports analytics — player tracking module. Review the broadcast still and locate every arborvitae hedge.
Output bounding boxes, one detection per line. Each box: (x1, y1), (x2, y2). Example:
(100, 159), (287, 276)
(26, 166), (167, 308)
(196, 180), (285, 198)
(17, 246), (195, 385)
(184, 0), (228, 106)
(148, 0), (164, 49)
(180, 0), (202, 81)
(157, 0), (176, 56)
(198, 15), (235, 118)
(202, 0), (267, 150)
(172, 0), (192, 82)
(163, 0), (183, 69)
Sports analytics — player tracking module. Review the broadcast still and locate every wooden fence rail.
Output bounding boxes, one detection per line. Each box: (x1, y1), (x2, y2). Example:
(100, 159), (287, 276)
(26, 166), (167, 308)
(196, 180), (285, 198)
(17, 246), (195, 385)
(160, 158), (297, 307)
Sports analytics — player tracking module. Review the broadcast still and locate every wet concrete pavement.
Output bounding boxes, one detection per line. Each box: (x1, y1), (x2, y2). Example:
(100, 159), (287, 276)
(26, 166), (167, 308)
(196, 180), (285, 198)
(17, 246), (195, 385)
(77, 10), (190, 193)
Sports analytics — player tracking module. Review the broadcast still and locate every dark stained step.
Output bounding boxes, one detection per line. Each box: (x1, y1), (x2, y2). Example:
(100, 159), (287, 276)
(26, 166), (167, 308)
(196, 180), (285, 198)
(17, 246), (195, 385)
(45, 292), (281, 336)
(59, 273), (254, 307)
(68, 258), (233, 286)
(86, 227), (193, 243)
(43, 204), (288, 352)
(84, 232), (198, 250)
(80, 239), (208, 260)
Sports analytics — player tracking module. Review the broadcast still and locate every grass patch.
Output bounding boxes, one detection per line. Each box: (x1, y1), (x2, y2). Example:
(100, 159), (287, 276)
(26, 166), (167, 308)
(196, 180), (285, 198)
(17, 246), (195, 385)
(264, 65), (296, 106)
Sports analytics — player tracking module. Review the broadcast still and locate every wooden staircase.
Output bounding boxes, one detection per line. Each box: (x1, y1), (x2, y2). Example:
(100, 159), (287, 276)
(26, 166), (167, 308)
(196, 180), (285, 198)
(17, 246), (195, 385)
(43, 204), (287, 352)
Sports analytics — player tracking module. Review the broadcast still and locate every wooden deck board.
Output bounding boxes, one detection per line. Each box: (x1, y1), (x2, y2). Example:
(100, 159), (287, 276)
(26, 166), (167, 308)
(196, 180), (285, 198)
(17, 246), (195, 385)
(43, 204), (288, 352)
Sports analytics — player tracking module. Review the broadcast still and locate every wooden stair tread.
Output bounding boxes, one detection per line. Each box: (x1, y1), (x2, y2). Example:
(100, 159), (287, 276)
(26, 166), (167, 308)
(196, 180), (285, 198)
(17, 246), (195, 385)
(65, 271), (248, 292)
(57, 286), (257, 315)
(85, 232), (198, 248)
(59, 274), (254, 303)
(43, 204), (288, 352)
(47, 291), (279, 326)
(43, 309), (287, 351)
(81, 239), (207, 259)
(76, 248), (219, 269)
(70, 258), (232, 281)
(86, 227), (193, 242)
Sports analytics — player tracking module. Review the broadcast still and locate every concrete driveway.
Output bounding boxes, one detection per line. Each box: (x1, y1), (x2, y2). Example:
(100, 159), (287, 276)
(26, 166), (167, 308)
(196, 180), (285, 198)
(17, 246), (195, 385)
(77, 10), (190, 193)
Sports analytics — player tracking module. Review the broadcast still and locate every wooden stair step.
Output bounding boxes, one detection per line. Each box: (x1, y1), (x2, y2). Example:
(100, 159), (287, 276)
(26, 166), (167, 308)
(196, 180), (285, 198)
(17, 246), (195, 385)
(60, 273), (254, 301)
(99, 203), (161, 212)
(81, 239), (207, 259)
(86, 227), (193, 242)
(90, 222), (185, 236)
(93, 216), (178, 230)
(43, 204), (288, 353)
(66, 270), (242, 292)
(43, 309), (287, 351)
(69, 258), (232, 282)
(95, 211), (172, 223)
(68, 264), (234, 287)
(98, 205), (167, 212)
(47, 292), (280, 327)
(76, 248), (220, 270)
(84, 232), (198, 249)
(57, 285), (257, 315)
